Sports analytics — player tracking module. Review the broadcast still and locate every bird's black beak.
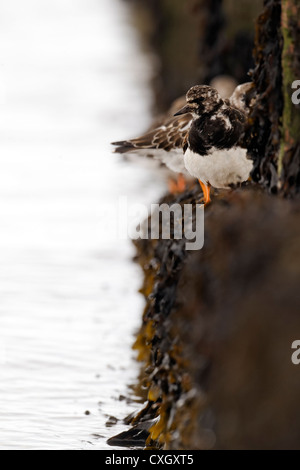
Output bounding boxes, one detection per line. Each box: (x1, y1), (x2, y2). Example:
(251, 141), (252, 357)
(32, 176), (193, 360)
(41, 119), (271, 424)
(174, 104), (192, 116)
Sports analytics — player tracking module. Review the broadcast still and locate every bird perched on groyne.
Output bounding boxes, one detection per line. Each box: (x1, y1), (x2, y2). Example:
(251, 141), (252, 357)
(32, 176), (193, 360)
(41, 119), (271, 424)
(112, 81), (254, 203)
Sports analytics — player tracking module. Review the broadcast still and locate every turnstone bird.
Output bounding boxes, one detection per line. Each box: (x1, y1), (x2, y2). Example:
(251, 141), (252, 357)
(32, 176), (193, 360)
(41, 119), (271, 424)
(112, 76), (238, 194)
(174, 84), (253, 203)
(112, 81), (253, 201)
(112, 97), (192, 193)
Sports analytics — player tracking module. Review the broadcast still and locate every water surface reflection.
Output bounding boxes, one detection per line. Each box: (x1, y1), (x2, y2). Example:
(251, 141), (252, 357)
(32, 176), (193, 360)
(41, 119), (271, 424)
(0, 0), (164, 450)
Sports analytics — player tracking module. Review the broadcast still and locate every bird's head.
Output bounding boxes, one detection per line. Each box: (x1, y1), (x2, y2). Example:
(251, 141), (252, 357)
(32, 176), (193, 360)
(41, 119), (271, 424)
(174, 85), (223, 118)
(229, 82), (255, 115)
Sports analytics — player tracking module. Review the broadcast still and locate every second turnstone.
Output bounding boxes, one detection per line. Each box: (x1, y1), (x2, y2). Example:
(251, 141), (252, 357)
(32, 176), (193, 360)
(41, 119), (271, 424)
(174, 84), (253, 203)
(112, 99), (191, 192)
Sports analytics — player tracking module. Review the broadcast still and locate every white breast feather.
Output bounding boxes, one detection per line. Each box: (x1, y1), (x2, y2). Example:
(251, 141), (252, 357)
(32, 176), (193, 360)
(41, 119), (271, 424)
(118, 148), (188, 175)
(156, 149), (188, 174)
(184, 146), (253, 188)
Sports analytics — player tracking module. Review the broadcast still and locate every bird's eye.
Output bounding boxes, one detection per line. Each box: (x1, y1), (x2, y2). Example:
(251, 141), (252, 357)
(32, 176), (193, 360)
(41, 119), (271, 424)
(189, 97), (204, 104)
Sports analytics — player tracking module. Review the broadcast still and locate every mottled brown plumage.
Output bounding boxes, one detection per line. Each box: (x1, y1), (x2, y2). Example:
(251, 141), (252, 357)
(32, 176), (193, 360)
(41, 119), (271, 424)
(111, 82), (254, 178)
(112, 113), (190, 155)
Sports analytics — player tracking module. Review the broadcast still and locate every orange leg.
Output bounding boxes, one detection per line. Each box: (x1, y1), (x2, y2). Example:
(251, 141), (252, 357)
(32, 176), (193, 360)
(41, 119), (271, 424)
(168, 174), (186, 194)
(199, 180), (211, 204)
(177, 173), (186, 193)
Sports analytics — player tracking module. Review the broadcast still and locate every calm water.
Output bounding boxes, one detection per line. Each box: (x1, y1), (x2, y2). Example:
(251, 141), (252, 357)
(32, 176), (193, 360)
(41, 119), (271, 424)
(0, 0), (164, 450)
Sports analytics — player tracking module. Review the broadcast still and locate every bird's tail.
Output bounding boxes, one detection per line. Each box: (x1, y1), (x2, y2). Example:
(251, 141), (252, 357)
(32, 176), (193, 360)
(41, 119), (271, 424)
(111, 140), (135, 154)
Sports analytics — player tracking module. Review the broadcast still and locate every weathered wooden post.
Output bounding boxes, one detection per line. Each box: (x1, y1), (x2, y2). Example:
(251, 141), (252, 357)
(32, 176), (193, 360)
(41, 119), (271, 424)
(279, 0), (300, 196)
